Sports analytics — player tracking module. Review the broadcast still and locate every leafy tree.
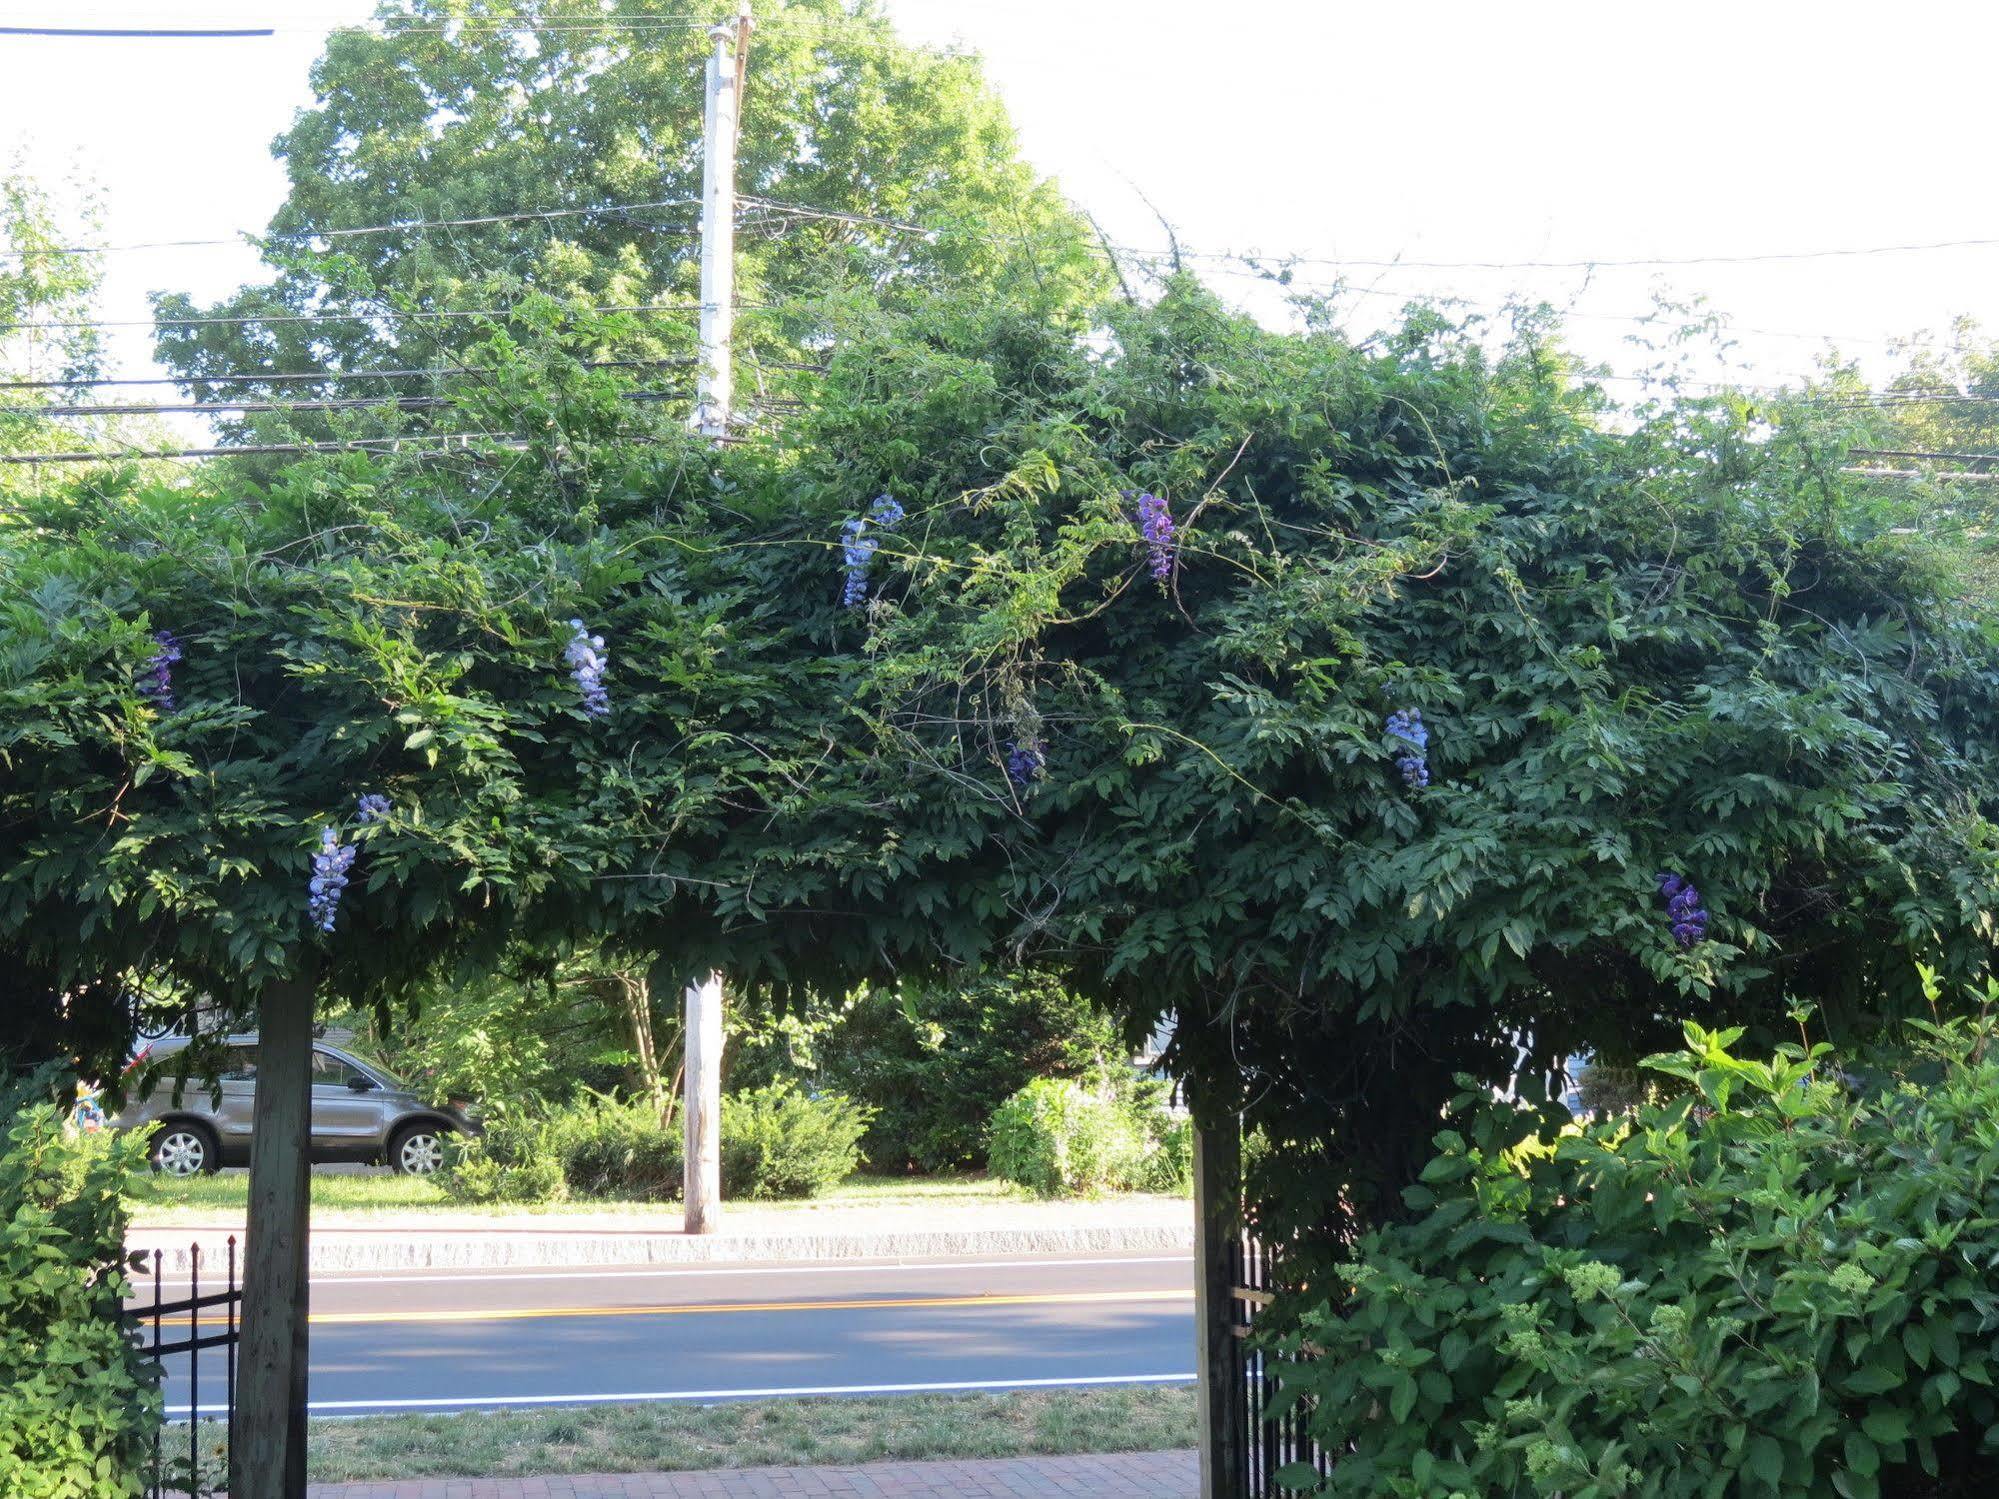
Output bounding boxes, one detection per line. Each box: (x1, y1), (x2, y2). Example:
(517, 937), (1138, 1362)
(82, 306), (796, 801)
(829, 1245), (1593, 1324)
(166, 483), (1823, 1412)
(817, 975), (1126, 1172)
(1790, 325), (1999, 597)
(151, 0), (1108, 444)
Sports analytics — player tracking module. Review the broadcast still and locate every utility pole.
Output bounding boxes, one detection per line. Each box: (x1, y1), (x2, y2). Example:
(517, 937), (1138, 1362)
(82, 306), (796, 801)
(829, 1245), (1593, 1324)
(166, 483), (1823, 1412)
(683, 5), (751, 1234)
(691, 6), (750, 439)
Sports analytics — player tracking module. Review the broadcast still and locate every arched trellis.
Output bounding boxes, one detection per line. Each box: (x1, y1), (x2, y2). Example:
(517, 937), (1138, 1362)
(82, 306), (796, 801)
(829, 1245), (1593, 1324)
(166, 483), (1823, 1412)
(10, 284), (1999, 1499)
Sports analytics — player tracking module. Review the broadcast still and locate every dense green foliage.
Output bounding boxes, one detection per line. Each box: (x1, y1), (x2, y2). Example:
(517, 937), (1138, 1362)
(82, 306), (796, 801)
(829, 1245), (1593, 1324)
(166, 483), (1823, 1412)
(10, 268), (1999, 1232)
(439, 1083), (865, 1203)
(1274, 1005), (1999, 1497)
(1798, 325), (1999, 598)
(986, 1077), (1188, 1198)
(437, 1112), (568, 1205)
(553, 1090), (684, 1200)
(720, 1082), (870, 1200)
(815, 976), (1124, 1172)
(0, 1080), (157, 1498)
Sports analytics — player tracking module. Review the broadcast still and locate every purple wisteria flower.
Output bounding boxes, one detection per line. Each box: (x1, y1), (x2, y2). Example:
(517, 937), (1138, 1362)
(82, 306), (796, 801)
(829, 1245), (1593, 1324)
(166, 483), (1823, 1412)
(1133, 491), (1176, 581)
(138, 630), (182, 711)
(1656, 872), (1710, 948)
(565, 619), (610, 717)
(1006, 737), (1045, 789)
(841, 494), (906, 608)
(307, 826), (357, 934)
(1385, 708), (1430, 789)
(356, 793), (392, 825)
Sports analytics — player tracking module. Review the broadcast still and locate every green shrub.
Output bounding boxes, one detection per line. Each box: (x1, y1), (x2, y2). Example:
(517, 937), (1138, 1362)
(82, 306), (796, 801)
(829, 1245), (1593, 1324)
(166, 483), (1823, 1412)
(0, 1076), (159, 1497)
(438, 1113), (567, 1205)
(550, 1092), (681, 1200)
(1574, 1060), (1652, 1116)
(719, 1083), (870, 1200)
(817, 977), (1124, 1173)
(1139, 1110), (1195, 1194)
(1273, 1009), (1999, 1497)
(988, 1078), (1146, 1196)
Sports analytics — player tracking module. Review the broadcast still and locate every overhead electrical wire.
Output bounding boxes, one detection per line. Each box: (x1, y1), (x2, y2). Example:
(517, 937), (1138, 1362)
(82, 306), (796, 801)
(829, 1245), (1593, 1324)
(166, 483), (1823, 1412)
(0, 434), (528, 464)
(3, 389), (689, 418)
(0, 25), (275, 37)
(0, 357), (693, 391)
(0, 300), (724, 334)
(8, 180), (1997, 283)
(0, 198), (701, 259)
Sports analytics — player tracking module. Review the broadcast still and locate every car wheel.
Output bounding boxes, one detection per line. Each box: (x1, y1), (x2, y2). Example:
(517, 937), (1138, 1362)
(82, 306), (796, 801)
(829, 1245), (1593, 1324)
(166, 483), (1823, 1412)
(151, 1123), (218, 1177)
(390, 1123), (451, 1176)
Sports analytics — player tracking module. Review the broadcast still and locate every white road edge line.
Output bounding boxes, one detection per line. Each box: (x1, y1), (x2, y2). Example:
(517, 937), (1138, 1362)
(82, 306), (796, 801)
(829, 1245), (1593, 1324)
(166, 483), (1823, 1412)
(165, 1371), (1199, 1418)
(145, 1253), (1192, 1289)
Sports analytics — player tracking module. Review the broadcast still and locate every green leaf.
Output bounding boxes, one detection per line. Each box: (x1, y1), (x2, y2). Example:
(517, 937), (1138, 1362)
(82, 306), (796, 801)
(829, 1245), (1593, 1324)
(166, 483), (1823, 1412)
(1903, 1324), (1931, 1370)
(1744, 1434), (1785, 1491)
(1861, 1407), (1909, 1445)
(1844, 1431), (1880, 1477)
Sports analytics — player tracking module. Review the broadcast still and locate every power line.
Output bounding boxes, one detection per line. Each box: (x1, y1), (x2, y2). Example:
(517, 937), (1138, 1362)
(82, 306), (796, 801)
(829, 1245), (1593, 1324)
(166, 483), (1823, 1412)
(1843, 467), (1999, 484)
(737, 193), (1999, 275)
(1154, 238), (1999, 274)
(0, 198), (701, 260)
(0, 357), (691, 392)
(0, 434), (526, 465)
(0, 25), (274, 37)
(3, 390), (689, 418)
(1848, 447), (1999, 465)
(0, 300), (719, 334)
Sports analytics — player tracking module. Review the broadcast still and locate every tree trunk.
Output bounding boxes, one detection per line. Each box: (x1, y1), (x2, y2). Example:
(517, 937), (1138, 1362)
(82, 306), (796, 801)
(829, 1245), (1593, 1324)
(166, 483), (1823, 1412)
(614, 966), (676, 1128)
(682, 970), (723, 1234)
(1193, 1096), (1246, 1499)
(228, 973), (315, 1499)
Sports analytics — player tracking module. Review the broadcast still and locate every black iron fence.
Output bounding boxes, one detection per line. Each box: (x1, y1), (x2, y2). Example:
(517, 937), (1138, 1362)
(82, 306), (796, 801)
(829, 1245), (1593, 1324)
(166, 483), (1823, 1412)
(1234, 1234), (1331, 1497)
(126, 1239), (240, 1499)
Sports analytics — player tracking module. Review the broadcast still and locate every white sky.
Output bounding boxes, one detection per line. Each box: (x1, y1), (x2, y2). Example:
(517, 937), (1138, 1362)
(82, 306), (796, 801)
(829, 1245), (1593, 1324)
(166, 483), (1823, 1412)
(3, 0), (1995, 409)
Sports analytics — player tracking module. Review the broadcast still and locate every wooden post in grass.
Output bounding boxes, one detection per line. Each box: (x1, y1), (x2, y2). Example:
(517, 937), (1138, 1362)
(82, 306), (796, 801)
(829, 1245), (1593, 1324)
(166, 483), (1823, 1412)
(229, 972), (316, 1499)
(1193, 1099), (1247, 1499)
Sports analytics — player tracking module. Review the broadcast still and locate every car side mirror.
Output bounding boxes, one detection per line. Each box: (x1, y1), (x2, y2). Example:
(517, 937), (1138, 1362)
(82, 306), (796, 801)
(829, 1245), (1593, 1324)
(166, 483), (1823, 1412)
(346, 1075), (376, 1092)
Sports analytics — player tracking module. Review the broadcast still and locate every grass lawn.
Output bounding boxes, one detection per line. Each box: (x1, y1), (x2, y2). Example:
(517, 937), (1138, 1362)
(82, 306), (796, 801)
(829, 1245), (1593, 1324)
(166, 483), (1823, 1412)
(304, 1385), (1196, 1483)
(126, 1170), (1044, 1224)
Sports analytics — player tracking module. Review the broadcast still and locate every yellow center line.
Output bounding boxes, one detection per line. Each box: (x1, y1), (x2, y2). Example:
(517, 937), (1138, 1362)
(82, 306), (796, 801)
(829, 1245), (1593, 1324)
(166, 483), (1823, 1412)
(149, 1287), (1194, 1328)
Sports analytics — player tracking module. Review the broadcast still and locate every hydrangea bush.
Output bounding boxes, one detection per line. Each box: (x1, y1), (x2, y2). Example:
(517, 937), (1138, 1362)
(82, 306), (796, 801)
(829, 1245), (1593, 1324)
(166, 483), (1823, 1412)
(0, 1076), (159, 1498)
(1271, 1004), (1999, 1497)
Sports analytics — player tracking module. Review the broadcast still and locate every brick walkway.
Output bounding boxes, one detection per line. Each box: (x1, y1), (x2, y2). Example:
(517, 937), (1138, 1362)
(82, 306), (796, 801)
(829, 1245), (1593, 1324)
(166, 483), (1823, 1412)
(306, 1449), (1196, 1498)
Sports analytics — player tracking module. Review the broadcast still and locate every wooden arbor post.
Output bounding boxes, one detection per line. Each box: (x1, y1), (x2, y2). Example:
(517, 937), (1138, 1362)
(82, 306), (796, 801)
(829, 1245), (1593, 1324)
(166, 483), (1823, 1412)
(1193, 1091), (1247, 1498)
(229, 973), (316, 1499)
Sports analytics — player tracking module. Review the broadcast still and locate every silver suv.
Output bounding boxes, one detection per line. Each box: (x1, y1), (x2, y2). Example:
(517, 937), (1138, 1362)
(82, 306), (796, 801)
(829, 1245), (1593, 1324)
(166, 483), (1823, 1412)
(111, 1035), (473, 1177)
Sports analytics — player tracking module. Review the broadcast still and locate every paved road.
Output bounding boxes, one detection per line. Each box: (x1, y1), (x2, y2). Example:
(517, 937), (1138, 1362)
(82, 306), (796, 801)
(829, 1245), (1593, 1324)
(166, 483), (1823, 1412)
(141, 1252), (1195, 1417)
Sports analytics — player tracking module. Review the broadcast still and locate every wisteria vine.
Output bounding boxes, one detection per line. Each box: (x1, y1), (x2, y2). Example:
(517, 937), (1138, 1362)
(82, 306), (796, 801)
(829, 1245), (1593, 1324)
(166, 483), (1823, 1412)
(138, 630), (181, 712)
(1656, 872), (1710, 948)
(841, 494), (907, 608)
(306, 827), (357, 934)
(1006, 737), (1046, 789)
(1385, 708), (1430, 789)
(565, 620), (610, 717)
(1133, 491), (1176, 581)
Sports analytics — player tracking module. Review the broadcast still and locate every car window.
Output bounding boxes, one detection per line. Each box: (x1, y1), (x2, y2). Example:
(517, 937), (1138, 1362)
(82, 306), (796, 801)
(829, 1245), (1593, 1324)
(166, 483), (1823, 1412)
(310, 1050), (361, 1087)
(219, 1047), (258, 1082)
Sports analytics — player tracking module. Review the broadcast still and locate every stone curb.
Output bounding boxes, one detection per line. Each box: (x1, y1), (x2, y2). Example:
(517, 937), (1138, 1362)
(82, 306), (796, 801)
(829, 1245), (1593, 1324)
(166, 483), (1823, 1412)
(129, 1222), (1192, 1276)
